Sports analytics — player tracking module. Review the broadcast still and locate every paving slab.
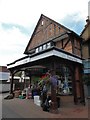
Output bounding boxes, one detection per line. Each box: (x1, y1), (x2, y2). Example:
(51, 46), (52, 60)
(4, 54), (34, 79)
(1, 93), (89, 119)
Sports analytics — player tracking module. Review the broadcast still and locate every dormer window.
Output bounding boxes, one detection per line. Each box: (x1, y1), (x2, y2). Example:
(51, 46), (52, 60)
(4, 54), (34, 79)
(39, 46), (43, 51)
(35, 42), (52, 54)
(47, 42), (51, 49)
(43, 44), (46, 50)
(36, 48), (39, 53)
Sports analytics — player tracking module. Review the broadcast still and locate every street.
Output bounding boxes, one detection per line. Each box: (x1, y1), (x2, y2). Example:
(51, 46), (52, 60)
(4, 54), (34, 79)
(1, 93), (89, 119)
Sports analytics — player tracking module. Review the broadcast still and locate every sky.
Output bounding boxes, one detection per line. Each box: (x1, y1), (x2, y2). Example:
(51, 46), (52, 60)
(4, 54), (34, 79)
(0, 0), (89, 66)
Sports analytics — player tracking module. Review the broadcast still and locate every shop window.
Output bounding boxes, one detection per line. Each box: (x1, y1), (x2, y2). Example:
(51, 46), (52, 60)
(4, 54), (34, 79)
(56, 66), (73, 95)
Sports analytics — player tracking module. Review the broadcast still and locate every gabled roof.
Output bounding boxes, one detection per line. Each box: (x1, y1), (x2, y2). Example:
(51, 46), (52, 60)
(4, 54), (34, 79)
(24, 14), (82, 54)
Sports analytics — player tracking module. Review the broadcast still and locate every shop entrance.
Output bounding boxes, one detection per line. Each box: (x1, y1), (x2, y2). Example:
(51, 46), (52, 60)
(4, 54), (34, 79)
(8, 49), (85, 105)
(56, 64), (73, 96)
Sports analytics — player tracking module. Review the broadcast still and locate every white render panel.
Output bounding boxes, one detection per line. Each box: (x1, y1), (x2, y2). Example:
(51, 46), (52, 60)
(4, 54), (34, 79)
(7, 57), (30, 68)
(15, 57), (30, 66)
(30, 50), (82, 63)
(30, 50), (54, 62)
(53, 50), (82, 63)
(7, 49), (82, 68)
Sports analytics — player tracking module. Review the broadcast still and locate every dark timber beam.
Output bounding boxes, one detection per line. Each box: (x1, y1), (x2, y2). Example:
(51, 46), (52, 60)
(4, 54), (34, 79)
(62, 38), (70, 49)
(50, 60), (58, 114)
(10, 71), (14, 94)
(74, 64), (85, 105)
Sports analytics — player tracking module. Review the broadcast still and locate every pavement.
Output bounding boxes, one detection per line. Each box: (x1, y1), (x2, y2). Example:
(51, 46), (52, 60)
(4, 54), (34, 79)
(1, 93), (89, 119)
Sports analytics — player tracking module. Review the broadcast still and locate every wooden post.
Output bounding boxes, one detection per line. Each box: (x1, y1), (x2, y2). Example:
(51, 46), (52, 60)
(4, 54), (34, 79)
(28, 71), (31, 88)
(75, 66), (81, 99)
(79, 66), (85, 105)
(74, 65), (85, 104)
(10, 72), (14, 94)
(72, 68), (77, 104)
(30, 76), (32, 87)
(50, 60), (58, 114)
(50, 84), (58, 113)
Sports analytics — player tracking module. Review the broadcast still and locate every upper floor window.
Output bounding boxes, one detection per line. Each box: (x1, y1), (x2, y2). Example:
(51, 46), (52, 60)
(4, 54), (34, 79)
(43, 44), (47, 50)
(35, 42), (53, 54)
(36, 48), (39, 53)
(47, 42), (51, 49)
(41, 20), (44, 26)
(39, 46), (43, 51)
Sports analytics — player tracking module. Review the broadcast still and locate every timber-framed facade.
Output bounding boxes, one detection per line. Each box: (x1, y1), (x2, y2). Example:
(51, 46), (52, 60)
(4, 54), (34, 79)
(7, 14), (85, 107)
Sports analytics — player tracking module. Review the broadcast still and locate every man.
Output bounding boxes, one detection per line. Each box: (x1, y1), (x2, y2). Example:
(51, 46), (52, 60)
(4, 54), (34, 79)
(48, 69), (58, 113)
(49, 70), (58, 90)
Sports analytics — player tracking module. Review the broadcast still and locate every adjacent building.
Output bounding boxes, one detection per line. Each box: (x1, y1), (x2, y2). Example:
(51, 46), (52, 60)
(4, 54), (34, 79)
(81, 16), (90, 97)
(81, 16), (90, 76)
(0, 66), (10, 92)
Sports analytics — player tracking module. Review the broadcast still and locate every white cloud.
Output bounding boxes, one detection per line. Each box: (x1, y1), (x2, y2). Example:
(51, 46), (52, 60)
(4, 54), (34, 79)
(0, 24), (29, 66)
(0, 0), (89, 66)
(89, 1), (90, 18)
(0, 0), (89, 27)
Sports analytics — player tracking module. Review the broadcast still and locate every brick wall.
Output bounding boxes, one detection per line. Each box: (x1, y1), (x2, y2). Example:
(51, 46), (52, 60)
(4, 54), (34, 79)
(28, 17), (66, 51)
(26, 15), (82, 58)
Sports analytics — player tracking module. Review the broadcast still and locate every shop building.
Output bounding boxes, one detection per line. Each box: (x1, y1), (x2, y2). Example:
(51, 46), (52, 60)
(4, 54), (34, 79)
(0, 66), (10, 92)
(81, 16), (90, 75)
(81, 15), (90, 97)
(7, 14), (85, 105)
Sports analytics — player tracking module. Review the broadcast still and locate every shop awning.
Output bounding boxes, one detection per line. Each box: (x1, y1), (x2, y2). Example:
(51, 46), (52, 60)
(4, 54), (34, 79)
(7, 47), (83, 69)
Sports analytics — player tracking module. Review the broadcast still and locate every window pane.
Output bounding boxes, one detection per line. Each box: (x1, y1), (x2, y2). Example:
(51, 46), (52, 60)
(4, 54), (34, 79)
(36, 48), (39, 53)
(47, 42), (51, 49)
(43, 44), (46, 50)
(39, 46), (42, 51)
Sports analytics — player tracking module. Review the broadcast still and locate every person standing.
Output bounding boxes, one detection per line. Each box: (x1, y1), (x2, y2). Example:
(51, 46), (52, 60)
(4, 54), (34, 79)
(48, 69), (58, 113)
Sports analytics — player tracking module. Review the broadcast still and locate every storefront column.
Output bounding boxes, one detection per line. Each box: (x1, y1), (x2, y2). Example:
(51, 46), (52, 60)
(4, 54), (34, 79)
(79, 66), (85, 105)
(29, 73), (31, 86)
(75, 66), (81, 103)
(10, 72), (14, 94)
(50, 61), (58, 113)
(50, 85), (58, 113)
(29, 76), (31, 86)
(72, 75), (78, 104)
(74, 65), (85, 104)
